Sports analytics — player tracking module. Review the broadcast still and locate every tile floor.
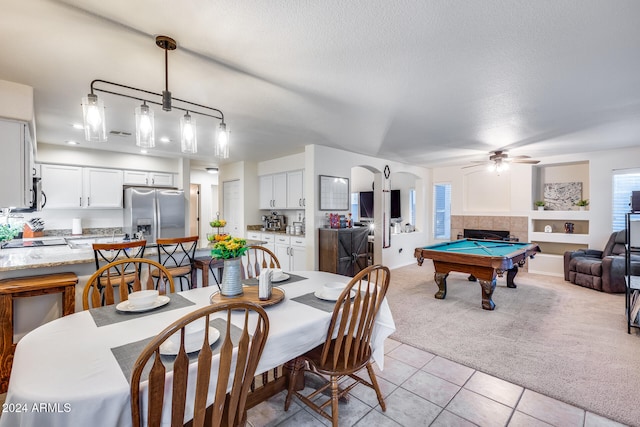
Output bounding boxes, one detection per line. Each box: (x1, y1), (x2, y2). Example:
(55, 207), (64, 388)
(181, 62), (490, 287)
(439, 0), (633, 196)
(246, 338), (628, 427)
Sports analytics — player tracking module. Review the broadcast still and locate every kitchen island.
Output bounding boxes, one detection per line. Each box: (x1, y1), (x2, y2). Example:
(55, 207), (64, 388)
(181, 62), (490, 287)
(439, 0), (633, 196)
(0, 236), (219, 341)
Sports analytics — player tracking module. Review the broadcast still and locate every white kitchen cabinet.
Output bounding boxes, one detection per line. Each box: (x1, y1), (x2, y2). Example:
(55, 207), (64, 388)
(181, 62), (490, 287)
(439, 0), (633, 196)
(41, 164), (83, 208)
(260, 232), (276, 252)
(83, 168), (123, 208)
(286, 170), (305, 209)
(259, 173), (287, 210)
(41, 164), (122, 209)
(275, 235), (306, 270)
(123, 170), (174, 187)
(0, 119), (34, 209)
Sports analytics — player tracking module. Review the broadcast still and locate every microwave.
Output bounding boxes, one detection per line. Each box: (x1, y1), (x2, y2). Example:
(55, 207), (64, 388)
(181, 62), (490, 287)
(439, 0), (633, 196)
(12, 177), (46, 213)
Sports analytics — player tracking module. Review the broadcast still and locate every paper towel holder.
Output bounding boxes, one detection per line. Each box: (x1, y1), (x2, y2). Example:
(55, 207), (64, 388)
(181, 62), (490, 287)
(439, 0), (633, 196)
(72, 218), (83, 235)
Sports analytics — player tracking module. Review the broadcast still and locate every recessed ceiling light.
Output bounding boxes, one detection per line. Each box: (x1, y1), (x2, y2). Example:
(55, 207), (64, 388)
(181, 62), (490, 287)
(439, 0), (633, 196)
(66, 140), (79, 145)
(160, 136), (170, 143)
(206, 167), (219, 174)
(72, 123), (84, 130)
(140, 149), (148, 154)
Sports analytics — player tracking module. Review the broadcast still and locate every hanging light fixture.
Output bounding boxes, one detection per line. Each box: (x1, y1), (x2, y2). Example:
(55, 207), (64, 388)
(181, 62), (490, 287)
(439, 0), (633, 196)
(81, 93), (106, 142)
(180, 112), (197, 154)
(134, 102), (155, 148)
(215, 122), (229, 159)
(81, 35), (227, 156)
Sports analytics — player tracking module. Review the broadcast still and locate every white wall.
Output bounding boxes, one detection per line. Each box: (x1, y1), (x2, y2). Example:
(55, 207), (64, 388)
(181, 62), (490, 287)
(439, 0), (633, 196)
(308, 144), (430, 270)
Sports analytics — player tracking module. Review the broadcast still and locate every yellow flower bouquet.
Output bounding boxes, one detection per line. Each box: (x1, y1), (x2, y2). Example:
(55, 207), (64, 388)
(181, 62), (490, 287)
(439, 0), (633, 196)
(211, 235), (248, 259)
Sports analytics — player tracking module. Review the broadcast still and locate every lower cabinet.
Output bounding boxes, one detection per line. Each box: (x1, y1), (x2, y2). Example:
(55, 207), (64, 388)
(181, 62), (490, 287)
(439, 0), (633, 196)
(275, 235), (306, 271)
(318, 227), (369, 277)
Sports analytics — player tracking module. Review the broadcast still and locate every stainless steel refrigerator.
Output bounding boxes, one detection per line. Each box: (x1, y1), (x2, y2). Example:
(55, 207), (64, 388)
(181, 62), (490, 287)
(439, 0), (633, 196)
(123, 187), (186, 243)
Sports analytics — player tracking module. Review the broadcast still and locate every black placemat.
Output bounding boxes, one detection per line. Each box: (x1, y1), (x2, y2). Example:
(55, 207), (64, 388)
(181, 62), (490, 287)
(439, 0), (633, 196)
(291, 292), (338, 312)
(89, 293), (196, 327)
(111, 318), (242, 383)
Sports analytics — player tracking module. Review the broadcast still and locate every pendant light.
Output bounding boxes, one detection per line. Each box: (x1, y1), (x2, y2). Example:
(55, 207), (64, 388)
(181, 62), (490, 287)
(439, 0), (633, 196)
(81, 93), (106, 142)
(134, 102), (155, 148)
(215, 122), (229, 159)
(82, 35), (228, 156)
(180, 112), (197, 154)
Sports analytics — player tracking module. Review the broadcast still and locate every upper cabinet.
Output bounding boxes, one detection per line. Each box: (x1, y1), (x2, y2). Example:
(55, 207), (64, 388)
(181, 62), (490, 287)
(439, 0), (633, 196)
(41, 164), (123, 209)
(286, 170), (305, 209)
(0, 119), (34, 209)
(259, 173), (287, 210)
(123, 170), (174, 187)
(259, 170), (305, 210)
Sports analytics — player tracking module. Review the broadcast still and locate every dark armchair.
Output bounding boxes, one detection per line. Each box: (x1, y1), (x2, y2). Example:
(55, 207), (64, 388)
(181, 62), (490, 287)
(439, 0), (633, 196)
(564, 230), (640, 293)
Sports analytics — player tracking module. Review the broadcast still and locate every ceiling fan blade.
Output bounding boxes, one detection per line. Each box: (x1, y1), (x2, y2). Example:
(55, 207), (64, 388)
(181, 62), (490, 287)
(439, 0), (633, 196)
(509, 155), (531, 159)
(461, 164), (485, 169)
(511, 159), (540, 164)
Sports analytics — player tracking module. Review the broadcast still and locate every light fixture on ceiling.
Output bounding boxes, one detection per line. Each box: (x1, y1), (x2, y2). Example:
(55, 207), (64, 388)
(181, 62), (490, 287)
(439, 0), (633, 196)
(81, 35), (228, 156)
(206, 167), (219, 174)
(487, 158), (509, 173)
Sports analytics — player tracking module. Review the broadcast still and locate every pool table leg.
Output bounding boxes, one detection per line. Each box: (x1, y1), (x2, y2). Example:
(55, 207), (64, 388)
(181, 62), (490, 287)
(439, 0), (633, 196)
(433, 272), (448, 299)
(479, 279), (496, 310)
(506, 266), (518, 288)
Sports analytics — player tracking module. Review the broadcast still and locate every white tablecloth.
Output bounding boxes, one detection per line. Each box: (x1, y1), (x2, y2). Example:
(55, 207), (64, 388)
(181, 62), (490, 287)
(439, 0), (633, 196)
(0, 271), (395, 427)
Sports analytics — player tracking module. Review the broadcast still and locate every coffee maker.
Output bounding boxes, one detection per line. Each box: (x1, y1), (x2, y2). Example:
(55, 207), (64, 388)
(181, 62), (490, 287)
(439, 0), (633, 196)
(262, 213), (286, 231)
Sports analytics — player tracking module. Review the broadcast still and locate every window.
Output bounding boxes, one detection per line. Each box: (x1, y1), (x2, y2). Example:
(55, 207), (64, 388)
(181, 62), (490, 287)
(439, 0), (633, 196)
(433, 183), (451, 239)
(409, 188), (416, 225)
(612, 169), (640, 231)
(350, 192), (359, 221)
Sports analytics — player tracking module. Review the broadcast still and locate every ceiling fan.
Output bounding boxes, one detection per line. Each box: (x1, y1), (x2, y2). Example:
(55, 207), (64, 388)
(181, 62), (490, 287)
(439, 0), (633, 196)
(462, 150), (540, 172)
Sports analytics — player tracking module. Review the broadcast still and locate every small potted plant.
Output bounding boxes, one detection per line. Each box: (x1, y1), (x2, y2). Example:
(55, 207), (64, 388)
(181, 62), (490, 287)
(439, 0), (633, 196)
(0, 224), (20, 247)
(575, 199), (589, 211)
(534, 201), (546, 211)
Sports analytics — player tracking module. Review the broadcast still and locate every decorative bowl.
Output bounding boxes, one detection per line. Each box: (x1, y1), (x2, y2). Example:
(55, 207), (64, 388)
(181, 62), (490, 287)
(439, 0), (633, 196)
(127, 290), (159, 309)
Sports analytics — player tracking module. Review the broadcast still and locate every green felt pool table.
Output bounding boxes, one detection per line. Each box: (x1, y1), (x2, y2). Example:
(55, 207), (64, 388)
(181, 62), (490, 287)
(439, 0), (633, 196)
(414, 239), (541, 310)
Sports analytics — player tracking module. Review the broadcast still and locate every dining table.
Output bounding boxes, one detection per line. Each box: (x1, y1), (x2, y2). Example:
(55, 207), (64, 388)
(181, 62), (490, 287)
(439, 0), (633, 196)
(0, 270), (396, 427)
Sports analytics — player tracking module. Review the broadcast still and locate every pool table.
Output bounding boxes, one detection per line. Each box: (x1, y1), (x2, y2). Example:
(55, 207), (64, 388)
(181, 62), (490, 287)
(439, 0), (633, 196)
(414, 239), (540, 310)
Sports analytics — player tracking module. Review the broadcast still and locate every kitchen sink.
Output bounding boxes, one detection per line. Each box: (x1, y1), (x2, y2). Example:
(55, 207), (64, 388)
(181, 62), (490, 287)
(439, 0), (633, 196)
(65, 236), (126, 249)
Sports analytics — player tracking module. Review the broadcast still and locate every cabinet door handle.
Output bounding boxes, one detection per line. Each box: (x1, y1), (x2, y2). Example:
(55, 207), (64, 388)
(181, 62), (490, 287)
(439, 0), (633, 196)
(79, 197), (82, 207)
(152, 178), (155, 185)
(87, 197), (90, 207)
(303, 198), (305, 206)
(146, 177), (149, 185)
(299, 198), (302, 206)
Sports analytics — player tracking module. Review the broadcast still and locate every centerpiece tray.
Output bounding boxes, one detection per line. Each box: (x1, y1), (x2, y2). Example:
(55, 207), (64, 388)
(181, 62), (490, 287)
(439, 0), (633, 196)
(210, 285), (285, 307)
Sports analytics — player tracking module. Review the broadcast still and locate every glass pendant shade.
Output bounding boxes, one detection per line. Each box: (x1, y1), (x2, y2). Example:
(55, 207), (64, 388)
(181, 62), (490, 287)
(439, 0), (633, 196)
(81, 94), (106, 142)
(135, 103), (155, 148)
(180, 113), (197, 154)
(215, 122), (229, 159)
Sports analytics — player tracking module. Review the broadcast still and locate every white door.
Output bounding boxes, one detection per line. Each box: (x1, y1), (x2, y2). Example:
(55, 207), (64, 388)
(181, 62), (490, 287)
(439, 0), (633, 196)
(274, 244), (290, 270)
(287, 170), (304, 208)
(84, 168), (123, 208)
(272, 173), (287, 209)
(223, 180), (241, 237)
(259, 175), (273, 209)
(291, 245), (306, 271)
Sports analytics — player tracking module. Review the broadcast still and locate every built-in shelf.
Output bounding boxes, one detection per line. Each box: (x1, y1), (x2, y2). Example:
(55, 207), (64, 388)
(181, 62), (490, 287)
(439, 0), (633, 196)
(530, 232), (589, 245)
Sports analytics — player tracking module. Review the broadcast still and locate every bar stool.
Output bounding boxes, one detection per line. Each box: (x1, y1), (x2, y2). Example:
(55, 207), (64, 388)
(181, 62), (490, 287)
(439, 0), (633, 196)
(155, 236), (199, 291)
(93, 240), (147, 293)
(0, 272), (78, 393)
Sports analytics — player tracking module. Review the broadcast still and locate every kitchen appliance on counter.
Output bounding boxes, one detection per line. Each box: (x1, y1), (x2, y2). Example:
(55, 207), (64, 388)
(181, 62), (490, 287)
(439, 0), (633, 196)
(262, 213), (286, 232)
(123, 187), (186, 244)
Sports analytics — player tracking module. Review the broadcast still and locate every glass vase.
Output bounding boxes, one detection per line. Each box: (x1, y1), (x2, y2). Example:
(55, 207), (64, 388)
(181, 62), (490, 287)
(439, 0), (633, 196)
(220, 257), (243, 296)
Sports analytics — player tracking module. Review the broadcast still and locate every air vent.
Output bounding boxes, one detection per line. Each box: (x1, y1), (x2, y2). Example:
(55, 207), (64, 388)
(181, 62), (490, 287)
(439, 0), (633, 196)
(109, 130), (132, 136)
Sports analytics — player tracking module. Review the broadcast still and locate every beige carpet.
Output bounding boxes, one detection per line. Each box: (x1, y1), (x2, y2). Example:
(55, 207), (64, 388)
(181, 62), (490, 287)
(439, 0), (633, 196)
(387, 263), (640, 426)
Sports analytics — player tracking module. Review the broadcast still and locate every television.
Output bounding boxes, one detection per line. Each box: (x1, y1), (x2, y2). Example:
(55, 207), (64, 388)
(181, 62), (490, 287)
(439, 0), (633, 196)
(359, 190), (401, 220)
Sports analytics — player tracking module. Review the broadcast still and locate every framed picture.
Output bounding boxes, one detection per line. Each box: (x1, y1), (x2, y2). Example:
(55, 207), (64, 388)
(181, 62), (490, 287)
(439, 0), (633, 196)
(319, 175), (350, 210)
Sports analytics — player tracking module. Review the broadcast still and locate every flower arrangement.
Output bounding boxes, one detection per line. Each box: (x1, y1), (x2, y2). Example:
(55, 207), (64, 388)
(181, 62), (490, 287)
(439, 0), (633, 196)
(0, 224), (20, 243)
(211, 235), (248, 259)
(575, 199), (589, 207)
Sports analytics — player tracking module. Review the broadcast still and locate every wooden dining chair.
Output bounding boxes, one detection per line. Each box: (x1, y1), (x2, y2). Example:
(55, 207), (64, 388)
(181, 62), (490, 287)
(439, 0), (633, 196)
(284, 264), (391, 426)
(154, 236), (199, 291)
(241, 245), (280, 279)
(83, 258), (175, 310)
(130, 301), (269, 427)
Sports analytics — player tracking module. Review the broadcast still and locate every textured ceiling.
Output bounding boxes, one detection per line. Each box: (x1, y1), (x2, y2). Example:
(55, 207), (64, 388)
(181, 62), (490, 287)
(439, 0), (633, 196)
(1, 0), (640, 169)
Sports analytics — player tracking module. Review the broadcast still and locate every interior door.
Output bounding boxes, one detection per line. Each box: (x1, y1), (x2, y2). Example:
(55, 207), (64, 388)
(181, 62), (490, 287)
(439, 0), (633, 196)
(189, 184), (200, 237)
(223, 180), (241, 237)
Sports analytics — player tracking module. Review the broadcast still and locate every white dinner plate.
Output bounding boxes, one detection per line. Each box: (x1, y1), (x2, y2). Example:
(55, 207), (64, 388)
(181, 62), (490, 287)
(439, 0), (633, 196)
(272, 273), (290, 283)
(314, 289), (356, 302)
(159, 327), (221, 355)
(116, 295), (170, 312)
